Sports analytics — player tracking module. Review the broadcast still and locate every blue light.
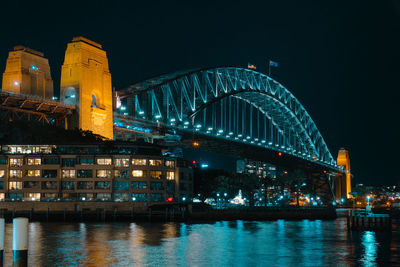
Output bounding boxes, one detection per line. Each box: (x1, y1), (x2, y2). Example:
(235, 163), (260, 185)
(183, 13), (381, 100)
(155, 115), (161, 119)
(120, 106), (126, 111)
(184, 121), (190, 125)
(200, 163), (209, 168)
(138, 111), (144, 115)
(31, 65), (38, 70)
(71, 94), (76, 98)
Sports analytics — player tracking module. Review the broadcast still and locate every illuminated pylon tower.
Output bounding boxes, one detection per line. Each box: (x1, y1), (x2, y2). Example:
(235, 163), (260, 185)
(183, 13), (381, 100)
(336, 148), (351, 199)
(60, 37), (113, 139)
(2, 46), (53, 98)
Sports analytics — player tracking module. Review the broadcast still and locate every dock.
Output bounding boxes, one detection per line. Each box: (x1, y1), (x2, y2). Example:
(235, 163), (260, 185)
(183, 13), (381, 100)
(347, 209), (391, 230)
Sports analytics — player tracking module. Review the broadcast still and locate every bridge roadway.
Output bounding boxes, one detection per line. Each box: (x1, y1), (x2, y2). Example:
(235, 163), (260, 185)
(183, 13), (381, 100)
(113, 114), (342, 176)
(0, 91), (75, 127)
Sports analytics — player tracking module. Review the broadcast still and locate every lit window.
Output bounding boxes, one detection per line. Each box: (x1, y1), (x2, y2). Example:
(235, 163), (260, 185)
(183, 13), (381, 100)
(114, 193), (129, 202)
(0, 170), (4, 178)
(79, 158), (94, 165)
(97, 158), (112, 165)
(114, 170), (129, 179)
(132, 158), (147, 165)
(132, 170), (144, 177)
(115, 158), (130, 167)
(113, 181), (129, 191)
(9, 182), (22, 190)
(149, 159), (162, 166)
(26, 170), (40, 177)
(150, 182), (163, 190)
(77, 170), (93, 178)
(132, 193), (147, 202)
(9, 170), (22, 178)
(131, 182), (147, 189)
(95, 181), (111, 189)
(25, 193), (40, 201)
(27, 158), (41, 165)
(96, 170), (112, 178)
(61, 181), (75, 190)
(150, 171), (162, 179)
(0, 193), (4, 201)
(62, 170), (76, 178)
(166, 171), (175, 180)
(165, 160), (175, 168)
(150, 193), (163, 202)
(9, 158), (23, 167)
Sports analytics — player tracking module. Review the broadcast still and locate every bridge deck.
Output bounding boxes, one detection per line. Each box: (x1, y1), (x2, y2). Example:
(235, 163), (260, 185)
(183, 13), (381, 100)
(0, 91), (75, 117)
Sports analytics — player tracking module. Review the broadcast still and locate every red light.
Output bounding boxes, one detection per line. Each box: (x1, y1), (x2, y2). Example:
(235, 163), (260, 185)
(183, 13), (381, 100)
(278, 152), (283, 157)
(192, 160), (196, 164)
(167, 197), (174, 202)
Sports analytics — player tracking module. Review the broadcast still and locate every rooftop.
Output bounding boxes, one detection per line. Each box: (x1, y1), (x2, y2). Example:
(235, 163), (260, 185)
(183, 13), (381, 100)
(13, 45), (44, 57)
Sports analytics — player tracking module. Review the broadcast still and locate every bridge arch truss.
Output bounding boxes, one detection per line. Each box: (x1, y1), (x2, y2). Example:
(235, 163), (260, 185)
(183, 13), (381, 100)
(117, 67), (336, 167)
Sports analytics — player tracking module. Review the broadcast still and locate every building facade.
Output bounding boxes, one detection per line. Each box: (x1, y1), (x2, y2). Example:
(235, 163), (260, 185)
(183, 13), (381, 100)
(60, 37), (114, 139)
(0, 144), (193, 204)
(1, 46), (54, 98)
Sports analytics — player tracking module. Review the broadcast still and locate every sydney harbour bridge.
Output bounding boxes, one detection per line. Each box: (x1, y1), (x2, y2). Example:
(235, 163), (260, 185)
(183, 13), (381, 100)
(0, 37), (350, 200)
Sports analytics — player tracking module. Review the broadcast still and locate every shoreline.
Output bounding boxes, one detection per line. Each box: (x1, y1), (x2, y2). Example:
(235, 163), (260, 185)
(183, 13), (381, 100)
(0, 203), (338, 222)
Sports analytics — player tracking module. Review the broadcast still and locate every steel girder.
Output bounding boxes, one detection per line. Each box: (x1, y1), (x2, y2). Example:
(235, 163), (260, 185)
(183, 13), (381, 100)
(118, 67), (336, 167)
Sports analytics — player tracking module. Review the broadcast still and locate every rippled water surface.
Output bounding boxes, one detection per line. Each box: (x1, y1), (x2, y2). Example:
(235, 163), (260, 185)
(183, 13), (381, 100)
(2, 218), (399, 266)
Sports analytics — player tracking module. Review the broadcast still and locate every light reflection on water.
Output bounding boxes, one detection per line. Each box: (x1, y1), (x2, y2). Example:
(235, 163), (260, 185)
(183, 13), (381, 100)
(1, 218), (399, 266)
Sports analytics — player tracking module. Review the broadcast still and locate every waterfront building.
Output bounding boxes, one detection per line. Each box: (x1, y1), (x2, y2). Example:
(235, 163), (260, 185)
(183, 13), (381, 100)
(0, 144), (193, 205)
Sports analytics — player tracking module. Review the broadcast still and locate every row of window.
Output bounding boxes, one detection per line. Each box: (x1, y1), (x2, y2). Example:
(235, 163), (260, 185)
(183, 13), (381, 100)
(3, 158), (175, 168)
(2, 192), (170, 202)
(5, 181), (175, 191)
(2, 169), (175, 180)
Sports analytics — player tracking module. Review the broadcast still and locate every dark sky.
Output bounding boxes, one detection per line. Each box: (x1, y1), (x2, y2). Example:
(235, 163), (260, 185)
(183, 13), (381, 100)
(1, 0), (400, 185)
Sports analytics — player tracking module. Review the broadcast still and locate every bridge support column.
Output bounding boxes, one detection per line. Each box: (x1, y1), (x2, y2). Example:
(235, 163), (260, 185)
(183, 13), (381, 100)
(60, 36), (113, 139)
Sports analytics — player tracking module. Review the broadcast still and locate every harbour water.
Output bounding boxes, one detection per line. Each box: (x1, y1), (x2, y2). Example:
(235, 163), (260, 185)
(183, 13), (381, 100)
(2, 218), (399, 266)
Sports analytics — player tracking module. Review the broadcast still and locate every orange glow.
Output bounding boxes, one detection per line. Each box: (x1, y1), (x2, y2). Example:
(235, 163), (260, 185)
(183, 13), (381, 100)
(283, 171), (288, 174)
(278, 152), (283, 157)
(192, 141), (200, 147)
(337, 149), (351, 199)
(167, 197), (174, 202)
(192, 160), (196, 164)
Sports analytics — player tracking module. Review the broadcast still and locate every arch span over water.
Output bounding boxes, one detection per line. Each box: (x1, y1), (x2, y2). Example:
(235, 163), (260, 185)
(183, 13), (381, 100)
(117, 67), (335, 167)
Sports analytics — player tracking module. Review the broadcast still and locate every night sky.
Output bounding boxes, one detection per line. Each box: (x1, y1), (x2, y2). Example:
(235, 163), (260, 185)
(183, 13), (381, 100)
(1, 0), (399, 185)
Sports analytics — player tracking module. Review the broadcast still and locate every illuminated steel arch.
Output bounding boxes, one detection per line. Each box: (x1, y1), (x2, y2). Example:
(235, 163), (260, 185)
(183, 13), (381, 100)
(117, 67), (336, 166)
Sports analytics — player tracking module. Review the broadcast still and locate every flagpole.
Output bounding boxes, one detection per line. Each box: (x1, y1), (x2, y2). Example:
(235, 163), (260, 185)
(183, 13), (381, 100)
(268, 60), (271, 77)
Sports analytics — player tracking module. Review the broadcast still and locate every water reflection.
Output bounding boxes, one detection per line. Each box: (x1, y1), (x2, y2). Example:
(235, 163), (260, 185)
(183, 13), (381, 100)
(361, 231), (378, 266)
(0, 218), (399, 266)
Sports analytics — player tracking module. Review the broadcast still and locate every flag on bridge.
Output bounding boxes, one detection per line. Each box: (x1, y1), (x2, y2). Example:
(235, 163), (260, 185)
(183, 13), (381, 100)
(269, 60), (279, 67)
(247, 63), (257, 70)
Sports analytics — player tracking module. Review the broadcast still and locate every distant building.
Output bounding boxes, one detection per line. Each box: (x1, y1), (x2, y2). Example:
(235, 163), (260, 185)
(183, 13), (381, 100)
(236, 159), (276, 178)
(1, 46), (53, 98)
(0, 144), (193, 204)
